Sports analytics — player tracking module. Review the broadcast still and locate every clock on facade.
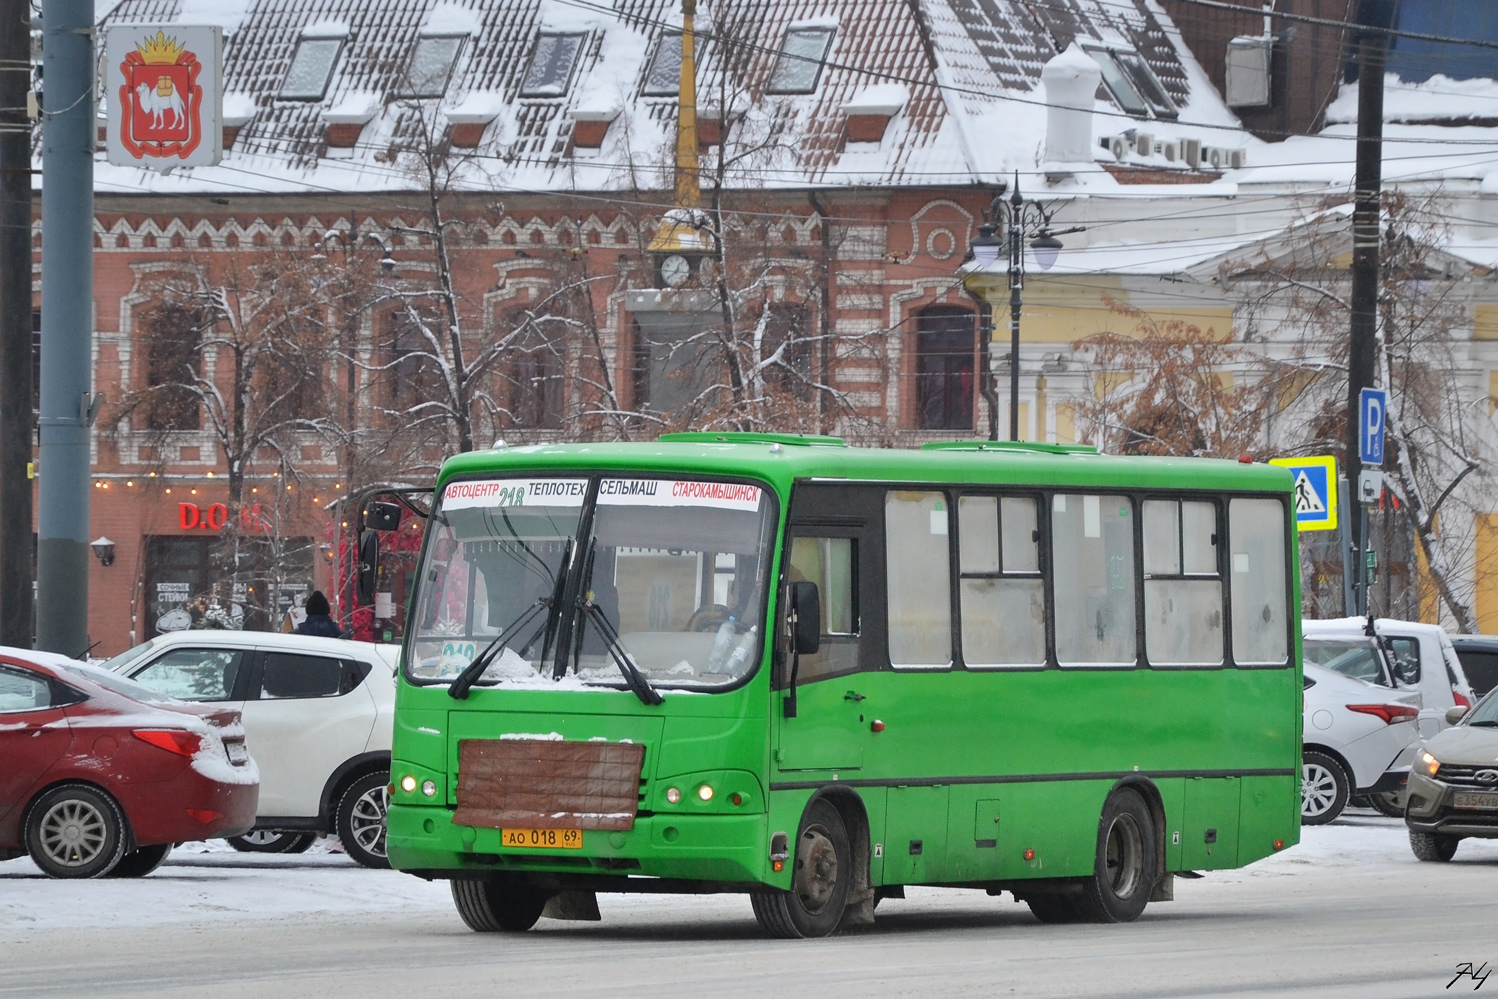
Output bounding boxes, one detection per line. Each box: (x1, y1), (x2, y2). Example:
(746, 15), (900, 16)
(659, 254), (692, 288)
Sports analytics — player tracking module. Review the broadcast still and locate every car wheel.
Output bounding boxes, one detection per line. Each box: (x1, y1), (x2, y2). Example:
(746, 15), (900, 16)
(451, 875), (549, 932)
(25, 784), (128, 879)
(1301, 751), (1349, 825)
(1072, 789), (1157, 923)
(106, 843), (172, 878)
(226, 831), (317, 854)
(1024, 893), (1082, 924)
(1409, 830), (1459, 862)
(1367, 790), (1406, 818)
(336, 771), (390, 869)
(750, 799), (852, 939)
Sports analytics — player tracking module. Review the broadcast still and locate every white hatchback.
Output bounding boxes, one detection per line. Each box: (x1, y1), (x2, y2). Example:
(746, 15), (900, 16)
(102, 631), (398, 867)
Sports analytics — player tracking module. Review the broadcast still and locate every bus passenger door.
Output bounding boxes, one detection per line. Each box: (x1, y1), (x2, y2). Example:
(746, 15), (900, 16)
(775, 531), (867, 773)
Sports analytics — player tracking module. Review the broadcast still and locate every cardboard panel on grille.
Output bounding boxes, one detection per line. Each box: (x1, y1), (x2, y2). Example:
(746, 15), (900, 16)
(453, 738), (644, 831)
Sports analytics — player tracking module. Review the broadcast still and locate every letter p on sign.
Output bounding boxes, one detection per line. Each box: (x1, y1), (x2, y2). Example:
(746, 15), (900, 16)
(1359, 387), (1386, 468)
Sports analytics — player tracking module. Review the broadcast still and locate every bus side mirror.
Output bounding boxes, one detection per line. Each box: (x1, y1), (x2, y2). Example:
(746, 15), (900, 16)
(789, 581), (821, 655)
(365, 501), (402, 532)
(357, 530), (380, 605)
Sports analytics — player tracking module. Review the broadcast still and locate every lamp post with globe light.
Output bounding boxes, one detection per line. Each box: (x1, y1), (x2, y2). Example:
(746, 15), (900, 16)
(965, 173), (1077, 441)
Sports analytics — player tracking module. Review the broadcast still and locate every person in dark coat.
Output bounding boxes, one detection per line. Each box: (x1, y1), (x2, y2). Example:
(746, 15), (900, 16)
(294, 591), (344, 638)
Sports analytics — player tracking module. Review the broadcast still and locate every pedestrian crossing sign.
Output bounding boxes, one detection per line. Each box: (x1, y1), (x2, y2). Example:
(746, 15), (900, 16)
(1268, 456), (1337, 532)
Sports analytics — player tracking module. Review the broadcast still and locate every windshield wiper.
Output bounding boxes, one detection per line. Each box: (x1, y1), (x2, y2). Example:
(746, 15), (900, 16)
(574, 541), (661, 706)
(447, 598), (549, 700)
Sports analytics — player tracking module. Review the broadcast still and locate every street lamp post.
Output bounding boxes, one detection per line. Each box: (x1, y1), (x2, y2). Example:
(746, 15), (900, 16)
(968, 173), (1069, 442)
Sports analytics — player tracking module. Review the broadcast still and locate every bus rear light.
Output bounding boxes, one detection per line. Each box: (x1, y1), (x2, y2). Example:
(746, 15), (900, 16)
(665, 787), (682, 804)
(1345, 703), (1418, 725)
(1023, 848), (1035, 861)
(1273, 839), (1284, 851)
(400, 775), (418, 793)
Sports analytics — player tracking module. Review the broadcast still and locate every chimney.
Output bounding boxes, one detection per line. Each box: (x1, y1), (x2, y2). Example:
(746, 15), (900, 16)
(1041, 43), (1101, 164)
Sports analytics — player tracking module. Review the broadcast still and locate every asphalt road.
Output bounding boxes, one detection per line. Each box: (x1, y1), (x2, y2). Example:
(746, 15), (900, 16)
(4, 813), (1494, 999)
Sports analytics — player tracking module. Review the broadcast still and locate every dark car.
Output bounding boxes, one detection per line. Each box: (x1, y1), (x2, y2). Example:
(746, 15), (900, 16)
(0, 648), (258, 878)
(1405, 689), (1498, 862)
(1449, 636), (1498, 699)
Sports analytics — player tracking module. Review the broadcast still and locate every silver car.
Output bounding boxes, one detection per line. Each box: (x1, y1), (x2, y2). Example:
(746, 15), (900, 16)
(1405, 690), (1498, 861)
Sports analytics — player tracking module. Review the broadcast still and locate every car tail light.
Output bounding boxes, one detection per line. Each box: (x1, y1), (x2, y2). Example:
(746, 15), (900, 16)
(134, 729), (203, 757)
(1345, 703), (1419, 725)
(186, 808), (223, 824)
(1454, 691), (1471, 709)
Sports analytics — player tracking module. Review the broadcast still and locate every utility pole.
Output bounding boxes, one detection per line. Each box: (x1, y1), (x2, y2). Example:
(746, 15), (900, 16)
(1344, 0), (1389, 618)
(0, 0), (34, 646)
(36, 0), (93, 654)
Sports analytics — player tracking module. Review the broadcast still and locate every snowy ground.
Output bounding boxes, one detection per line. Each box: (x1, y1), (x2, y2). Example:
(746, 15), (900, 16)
(3, 808), (1495, 933)
(5, 810), (1498, 999)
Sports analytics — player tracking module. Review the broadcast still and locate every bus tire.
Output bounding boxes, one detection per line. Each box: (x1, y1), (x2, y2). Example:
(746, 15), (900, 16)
(751, 799), (851, 938)
(451, 875), (548, 932)
(1074, 789), (1157, 924)
(1300, 751), (1349, 825)
(1024, 893), (1082, 924)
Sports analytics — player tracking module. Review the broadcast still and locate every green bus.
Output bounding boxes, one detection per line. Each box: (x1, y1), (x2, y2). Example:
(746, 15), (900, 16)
(385, 434), (1301, 937)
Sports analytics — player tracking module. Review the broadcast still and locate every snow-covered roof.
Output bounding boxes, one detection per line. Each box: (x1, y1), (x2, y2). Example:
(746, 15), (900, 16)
(86, 0), (1251, 197)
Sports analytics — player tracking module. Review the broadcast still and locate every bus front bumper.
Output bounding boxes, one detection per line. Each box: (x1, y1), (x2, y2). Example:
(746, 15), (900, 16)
(386, 803), (772, 885)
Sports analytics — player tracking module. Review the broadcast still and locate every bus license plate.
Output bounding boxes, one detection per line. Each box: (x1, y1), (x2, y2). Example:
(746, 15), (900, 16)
(1452, 792), (1498, 810)
(502, 828), (583, 849)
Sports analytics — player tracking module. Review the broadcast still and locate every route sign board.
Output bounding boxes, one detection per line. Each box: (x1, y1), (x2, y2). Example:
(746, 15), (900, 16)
(1359, 387), (1387, 467)
(1269, 456), (1338, 532)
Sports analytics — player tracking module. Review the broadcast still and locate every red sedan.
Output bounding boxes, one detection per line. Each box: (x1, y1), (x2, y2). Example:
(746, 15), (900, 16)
(0, 648), (258, 878)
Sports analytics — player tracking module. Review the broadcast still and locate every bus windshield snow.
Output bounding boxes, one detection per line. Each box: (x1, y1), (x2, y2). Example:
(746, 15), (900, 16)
(406, 475), (773, 692)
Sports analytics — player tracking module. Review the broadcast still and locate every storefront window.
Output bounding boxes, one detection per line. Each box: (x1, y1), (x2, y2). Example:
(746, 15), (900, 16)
(144, 534), (315, 635)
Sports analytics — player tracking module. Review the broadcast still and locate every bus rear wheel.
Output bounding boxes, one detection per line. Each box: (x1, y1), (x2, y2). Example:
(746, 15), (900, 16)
(451, 874), (549, 932)
(751, 800), (851, 938)
(1073, 789), (1157, 924)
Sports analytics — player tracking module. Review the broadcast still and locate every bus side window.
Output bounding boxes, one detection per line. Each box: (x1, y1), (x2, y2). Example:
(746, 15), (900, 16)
(787, 536), (858, 681)
(1142, 499), (1224, 667)
(1053, 494), (1137, 668)
(957, 495), (1045, 668)
(885, 491), (953, 670)
(1229, 498), (1289, 666)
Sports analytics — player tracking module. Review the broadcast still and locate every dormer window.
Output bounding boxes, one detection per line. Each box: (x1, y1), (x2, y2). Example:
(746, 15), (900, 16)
(402, 34), (465, 98)
(767, 26), (835, 95)
(642, 31), (682, 96)
(520, 32), (585, 98)
(1082, 43), (1176, 119)
(280, 36), (343, 100)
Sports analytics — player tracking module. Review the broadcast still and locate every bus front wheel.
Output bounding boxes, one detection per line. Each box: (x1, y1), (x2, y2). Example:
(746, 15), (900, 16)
(751, 799), (852, 938)
(1074, 789), (1157, 923)
(451, 875), (549, 932)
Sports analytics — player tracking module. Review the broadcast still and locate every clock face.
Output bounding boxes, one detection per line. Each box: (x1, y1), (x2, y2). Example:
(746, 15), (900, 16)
(660, 254), (692, 288)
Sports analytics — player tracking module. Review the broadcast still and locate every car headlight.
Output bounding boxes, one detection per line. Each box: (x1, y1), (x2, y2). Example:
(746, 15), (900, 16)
(1420, 751), (1440, 776)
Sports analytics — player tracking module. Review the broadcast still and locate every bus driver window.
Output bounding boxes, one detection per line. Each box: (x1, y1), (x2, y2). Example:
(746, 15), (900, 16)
(787, 537), (857, 680)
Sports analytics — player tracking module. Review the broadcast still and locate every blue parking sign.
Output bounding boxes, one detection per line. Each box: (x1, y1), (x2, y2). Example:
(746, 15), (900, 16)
(1359, 388), (1386, 467)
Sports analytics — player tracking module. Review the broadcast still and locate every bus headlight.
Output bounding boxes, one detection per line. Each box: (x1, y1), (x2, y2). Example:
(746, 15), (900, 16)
(422, 780), (437, 797)
(665, 787), (682, 804)
(697, 785), (714, 801)
(400, 775), (418, 793)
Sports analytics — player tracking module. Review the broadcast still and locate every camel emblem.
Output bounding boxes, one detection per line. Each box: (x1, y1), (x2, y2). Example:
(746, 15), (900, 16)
(118, 30), (204, 160)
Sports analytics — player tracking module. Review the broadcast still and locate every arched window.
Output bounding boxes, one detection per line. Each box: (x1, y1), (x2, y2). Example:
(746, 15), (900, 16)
(914, 305), (976, 431)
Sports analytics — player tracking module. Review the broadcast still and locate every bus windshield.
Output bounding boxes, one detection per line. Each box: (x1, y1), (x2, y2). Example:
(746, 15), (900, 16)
(406, 475), (774, 691)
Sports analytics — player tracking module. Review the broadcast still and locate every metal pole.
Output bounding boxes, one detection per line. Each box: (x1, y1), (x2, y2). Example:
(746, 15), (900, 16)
(0, 0), (34, 646)
(36, 0), (93, 654)
(1345, 18), (1386, 620)
(1007, 185), (1024, 443)
(1338, 475), (1355, 616)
